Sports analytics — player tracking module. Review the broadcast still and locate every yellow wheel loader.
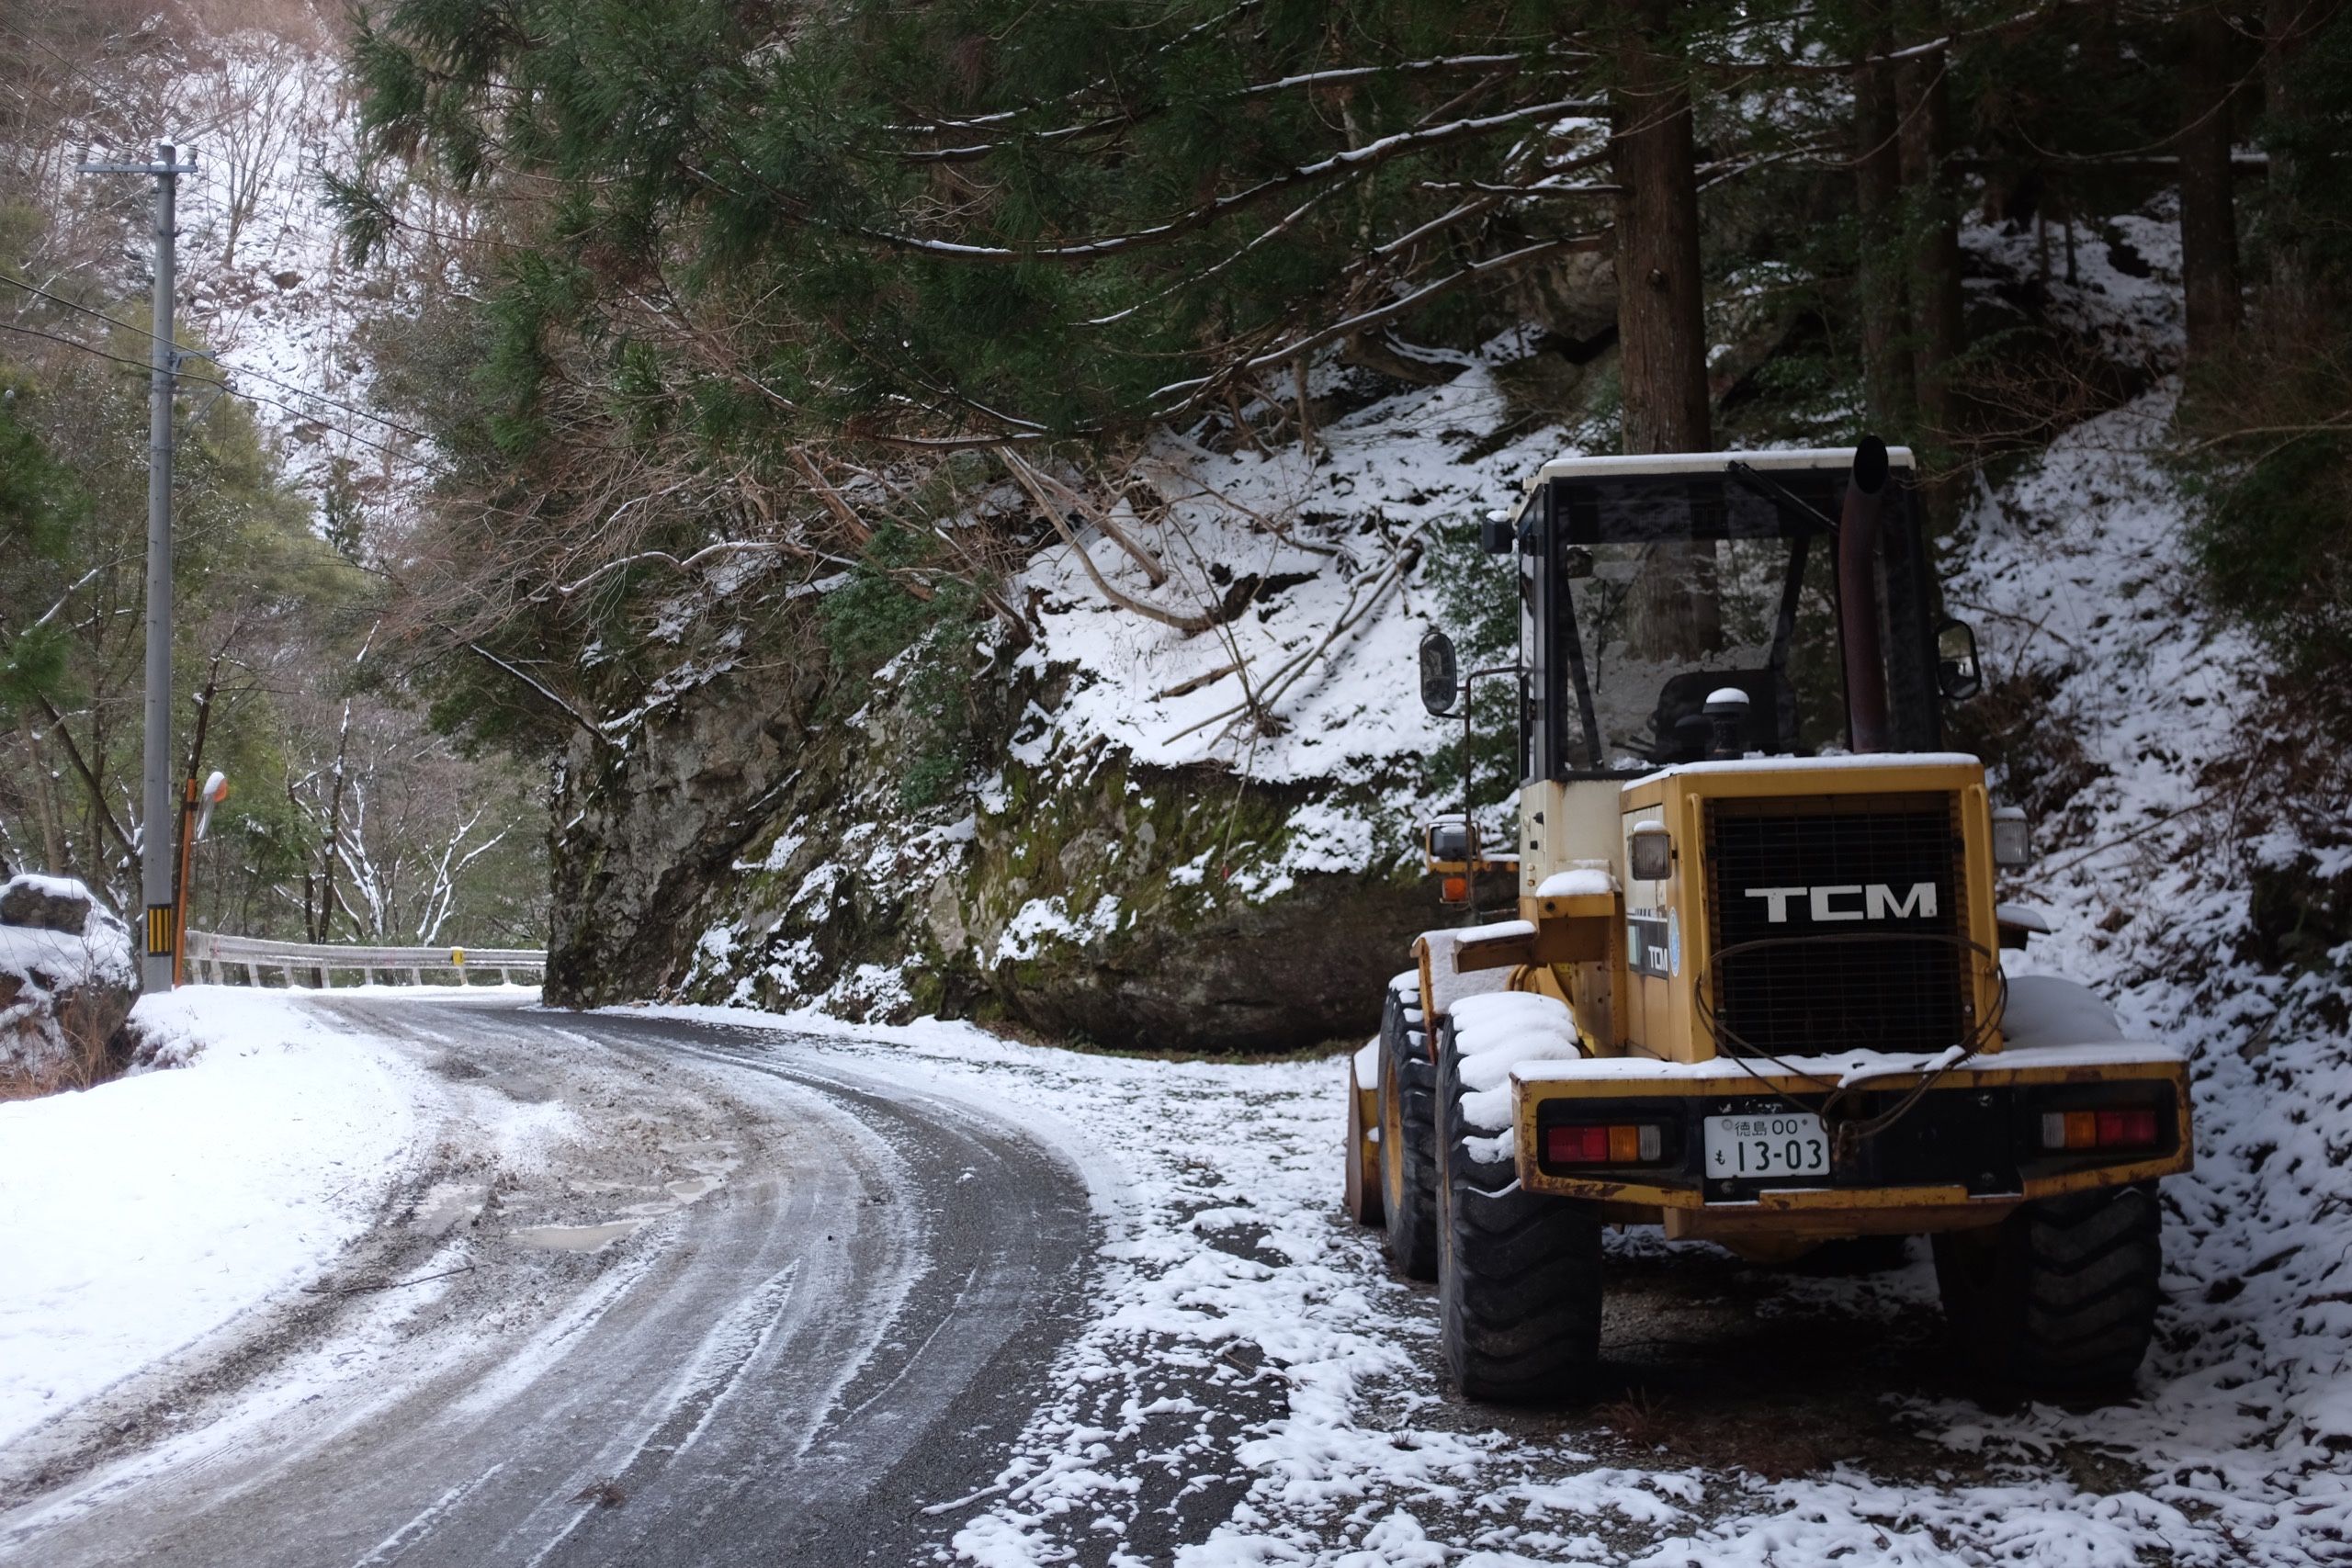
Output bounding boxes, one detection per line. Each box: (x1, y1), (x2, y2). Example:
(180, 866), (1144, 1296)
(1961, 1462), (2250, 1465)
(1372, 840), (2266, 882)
(1341, 439), (2191, 1402)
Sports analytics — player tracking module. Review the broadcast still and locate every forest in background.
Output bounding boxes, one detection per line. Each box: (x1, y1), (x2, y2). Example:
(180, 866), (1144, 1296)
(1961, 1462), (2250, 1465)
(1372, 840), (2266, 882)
(0, 0), (545, 945)
(321, 0), (2348, 765)
(2, 0), (2347, 964)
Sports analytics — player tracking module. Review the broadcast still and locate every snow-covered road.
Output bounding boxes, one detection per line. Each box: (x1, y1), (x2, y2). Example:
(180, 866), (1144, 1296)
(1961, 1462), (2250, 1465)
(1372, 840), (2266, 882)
(1, 992), (2343, 1567)
(0, 997), (1094, 1567)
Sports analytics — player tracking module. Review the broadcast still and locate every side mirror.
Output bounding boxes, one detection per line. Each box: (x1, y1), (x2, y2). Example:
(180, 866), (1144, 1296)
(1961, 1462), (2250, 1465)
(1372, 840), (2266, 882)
(1424, 818), (1476, 866)
(1936, 619), (1983, 701)
(1478, 512), (1516, 556)
(1559, 545), (1595, 580)
(1419, 629), (1460, 716)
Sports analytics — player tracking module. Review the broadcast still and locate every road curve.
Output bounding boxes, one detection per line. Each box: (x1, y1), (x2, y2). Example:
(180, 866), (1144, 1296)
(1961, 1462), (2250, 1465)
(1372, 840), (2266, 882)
(0, 998), (1097, 1568)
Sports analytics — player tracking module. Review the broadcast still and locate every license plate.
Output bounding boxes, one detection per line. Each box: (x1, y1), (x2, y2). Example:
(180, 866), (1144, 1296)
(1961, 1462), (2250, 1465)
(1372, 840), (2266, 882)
(1704, 1113), (1831, 1180)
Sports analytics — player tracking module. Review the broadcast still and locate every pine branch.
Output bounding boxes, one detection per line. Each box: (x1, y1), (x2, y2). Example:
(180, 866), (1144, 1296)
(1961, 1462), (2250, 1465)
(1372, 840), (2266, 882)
(1155, 230), (1610, 413)
(895, 53), (1544, 164)
(854, 96), (1606, 265)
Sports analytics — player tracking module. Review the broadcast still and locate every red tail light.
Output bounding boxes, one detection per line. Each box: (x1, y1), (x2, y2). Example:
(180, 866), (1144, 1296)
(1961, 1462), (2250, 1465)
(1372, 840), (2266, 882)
(2041, 1108), (2159, 1151)
(1544, 1122), (1662, 1165)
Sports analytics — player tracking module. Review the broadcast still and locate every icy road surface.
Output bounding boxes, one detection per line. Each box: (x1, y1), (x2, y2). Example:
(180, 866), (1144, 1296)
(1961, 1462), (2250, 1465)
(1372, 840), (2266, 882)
(0, 998), (1094, 1567)
(0, 993), (2343, 1567)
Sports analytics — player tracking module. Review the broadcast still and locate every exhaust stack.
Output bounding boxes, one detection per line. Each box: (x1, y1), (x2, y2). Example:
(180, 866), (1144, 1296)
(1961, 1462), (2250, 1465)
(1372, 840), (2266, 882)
(1838, 435), (1893, 754)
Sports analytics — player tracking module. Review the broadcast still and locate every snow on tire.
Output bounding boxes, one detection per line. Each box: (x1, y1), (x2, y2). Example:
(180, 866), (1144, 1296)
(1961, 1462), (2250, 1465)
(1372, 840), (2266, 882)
(1435, 1017), (1600, 1404)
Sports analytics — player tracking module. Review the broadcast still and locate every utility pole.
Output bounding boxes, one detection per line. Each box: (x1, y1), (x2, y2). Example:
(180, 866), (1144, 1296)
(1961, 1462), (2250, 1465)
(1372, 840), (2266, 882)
(81, 142), (198, 992)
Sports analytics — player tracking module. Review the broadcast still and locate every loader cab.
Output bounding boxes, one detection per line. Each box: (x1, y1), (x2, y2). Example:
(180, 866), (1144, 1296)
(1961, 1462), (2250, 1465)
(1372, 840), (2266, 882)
(1492, 446), (1948, 778)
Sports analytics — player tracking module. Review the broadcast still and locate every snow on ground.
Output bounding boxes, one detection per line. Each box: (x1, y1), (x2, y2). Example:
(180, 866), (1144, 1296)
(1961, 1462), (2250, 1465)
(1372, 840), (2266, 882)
(1937, 383), (2352, 1559)
(621, 336), (2351, 1563)
(0, 988), (422, 1447)
(1010, 355), (1564, 786)
(636, 958), (2347, 1568)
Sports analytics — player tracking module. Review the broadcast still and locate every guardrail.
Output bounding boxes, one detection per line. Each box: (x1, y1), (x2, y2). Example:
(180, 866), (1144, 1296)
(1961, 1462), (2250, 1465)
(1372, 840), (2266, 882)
(184, 931), (548, 987)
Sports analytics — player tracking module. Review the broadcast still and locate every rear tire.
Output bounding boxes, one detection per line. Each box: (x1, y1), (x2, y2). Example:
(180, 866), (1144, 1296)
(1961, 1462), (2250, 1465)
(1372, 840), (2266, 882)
(1377, 987), (1439, 1280)
(1933, 1183), (2162, 1393)
(1435, 1021), (1600, 1403)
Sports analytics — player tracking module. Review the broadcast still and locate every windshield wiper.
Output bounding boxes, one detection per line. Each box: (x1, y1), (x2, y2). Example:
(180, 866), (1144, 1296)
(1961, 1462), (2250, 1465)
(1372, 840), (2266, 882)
(1726, 460), (1840, 536)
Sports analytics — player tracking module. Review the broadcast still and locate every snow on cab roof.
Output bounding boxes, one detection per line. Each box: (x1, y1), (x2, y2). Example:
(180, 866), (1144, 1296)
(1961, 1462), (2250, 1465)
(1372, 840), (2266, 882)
(1519, 445), (1917, 491)
(1627, 750), (1982, 784)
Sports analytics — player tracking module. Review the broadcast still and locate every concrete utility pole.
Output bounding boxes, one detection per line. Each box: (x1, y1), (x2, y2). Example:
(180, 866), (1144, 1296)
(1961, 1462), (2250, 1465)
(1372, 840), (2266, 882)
(81, 142), (198, 992)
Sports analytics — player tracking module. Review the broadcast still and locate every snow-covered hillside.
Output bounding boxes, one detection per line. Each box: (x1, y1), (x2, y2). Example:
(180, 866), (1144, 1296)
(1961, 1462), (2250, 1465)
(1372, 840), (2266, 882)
(31, 12), (437, 525)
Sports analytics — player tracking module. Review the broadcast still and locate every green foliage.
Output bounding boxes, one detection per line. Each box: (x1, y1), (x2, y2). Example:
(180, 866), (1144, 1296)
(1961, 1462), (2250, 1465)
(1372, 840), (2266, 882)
(2180, 353), (2352, 691)
(341, 0), (1704, 450)
(2262, 6), (2352, 279)
(820, 528), (987, 812)
(0, 384), (85, 721)
(2173, 9), (2352, 698)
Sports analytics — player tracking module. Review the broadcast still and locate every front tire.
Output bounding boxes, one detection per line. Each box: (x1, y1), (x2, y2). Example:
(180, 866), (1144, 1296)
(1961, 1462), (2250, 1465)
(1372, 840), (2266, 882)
(1377, 988), (1439, 1280)
(1933, 1183), (2162, 1393)
(1435, 1021), (1601, 1403)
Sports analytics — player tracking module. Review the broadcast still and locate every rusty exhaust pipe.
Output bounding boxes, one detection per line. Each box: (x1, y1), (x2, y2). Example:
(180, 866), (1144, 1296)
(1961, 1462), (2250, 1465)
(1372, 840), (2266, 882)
(1838, 435), (1892, 754)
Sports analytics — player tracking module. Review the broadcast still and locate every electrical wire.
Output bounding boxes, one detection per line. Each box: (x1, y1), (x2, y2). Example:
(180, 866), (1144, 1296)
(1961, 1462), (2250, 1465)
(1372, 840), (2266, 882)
(0, 273), (431, 442)
(0, 318), (221, 383)
(1691, 931), (2009, 1150)
(0, 316), (440, 468)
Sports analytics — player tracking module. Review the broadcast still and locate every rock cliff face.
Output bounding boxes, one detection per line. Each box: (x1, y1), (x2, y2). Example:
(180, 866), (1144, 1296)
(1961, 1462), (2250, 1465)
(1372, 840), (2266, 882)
(544, 671), (808, 1007)
(537, 349), (1599, 1049)
(545, 640), (1447, 1052)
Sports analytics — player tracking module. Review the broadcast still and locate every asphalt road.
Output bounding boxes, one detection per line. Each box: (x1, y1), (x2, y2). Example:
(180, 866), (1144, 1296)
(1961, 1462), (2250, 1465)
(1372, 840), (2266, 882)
(0, 998), (1097, 1568)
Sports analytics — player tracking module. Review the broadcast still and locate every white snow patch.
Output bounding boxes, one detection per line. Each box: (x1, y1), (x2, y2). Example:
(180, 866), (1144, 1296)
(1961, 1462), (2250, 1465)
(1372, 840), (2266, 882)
(0, 988), (420, 1446)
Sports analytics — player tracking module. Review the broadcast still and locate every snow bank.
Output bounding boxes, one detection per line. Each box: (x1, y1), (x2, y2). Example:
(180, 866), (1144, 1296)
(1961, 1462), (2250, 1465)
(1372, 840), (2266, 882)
(0, 989), (420, 1447)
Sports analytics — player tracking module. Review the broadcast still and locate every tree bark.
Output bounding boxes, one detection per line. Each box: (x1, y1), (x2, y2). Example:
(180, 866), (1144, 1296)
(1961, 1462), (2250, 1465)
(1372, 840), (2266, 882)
(1610, 6), (1712, 457)
(2179, 4), (2244, 366)
(1896, 7), (1963, 532)
(1610, 4), (1718, 660)
(1854, 0), (1914, 432)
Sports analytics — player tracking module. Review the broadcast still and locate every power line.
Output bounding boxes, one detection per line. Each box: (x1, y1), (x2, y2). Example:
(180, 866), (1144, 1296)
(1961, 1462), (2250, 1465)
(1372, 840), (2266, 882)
(0, 317), (223, 384)
(0, 316), (441, 469)
(0, 273), (433, 443)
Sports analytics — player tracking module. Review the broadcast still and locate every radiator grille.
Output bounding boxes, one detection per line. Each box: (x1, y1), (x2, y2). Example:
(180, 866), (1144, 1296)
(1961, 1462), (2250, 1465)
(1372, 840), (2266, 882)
(1702, 793), (1970, 1057)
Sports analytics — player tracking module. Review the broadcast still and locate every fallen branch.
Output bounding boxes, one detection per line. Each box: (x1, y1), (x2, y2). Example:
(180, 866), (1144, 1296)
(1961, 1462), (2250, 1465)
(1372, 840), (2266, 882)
(1155, 660), (1246, 700)
(1023, 463), (1169, 585)
(303, 1264), (478, 1296)
(1001, 450), (1217, 634)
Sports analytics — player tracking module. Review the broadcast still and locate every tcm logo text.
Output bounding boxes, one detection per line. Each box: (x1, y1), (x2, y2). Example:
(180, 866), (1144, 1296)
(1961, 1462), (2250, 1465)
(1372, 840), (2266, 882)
(1743, 883), (1937, 923)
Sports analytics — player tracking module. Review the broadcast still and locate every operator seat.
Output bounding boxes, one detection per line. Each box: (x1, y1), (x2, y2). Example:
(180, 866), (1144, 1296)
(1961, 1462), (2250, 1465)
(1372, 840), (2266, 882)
(1645, 669), (1793, 761)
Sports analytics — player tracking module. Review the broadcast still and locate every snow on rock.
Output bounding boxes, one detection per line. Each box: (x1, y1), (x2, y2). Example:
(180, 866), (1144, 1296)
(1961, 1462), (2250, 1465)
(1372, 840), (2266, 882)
(0, 988), (420, 1447)
(0, 874), (135, 1083)
(994, 351), (1604, 919)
